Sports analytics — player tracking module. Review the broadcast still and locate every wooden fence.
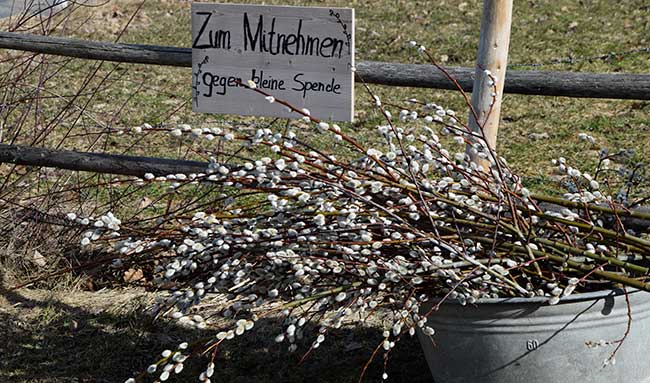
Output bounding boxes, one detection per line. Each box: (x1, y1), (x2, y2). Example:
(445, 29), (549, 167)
(2, 143), (647, 231)
(0, 27), (649, 229)
(0, 143), (210, 177)
(0, 30), (649, 180)
(1, 31), (649, 100)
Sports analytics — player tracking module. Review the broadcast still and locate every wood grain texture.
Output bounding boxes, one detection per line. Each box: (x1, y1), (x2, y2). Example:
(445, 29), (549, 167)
(191, 3), (354, 121)
(468, 0), (512, 157)
(468, 0), (513, 165)
(0, 143), (209, 177)
(0, 31), (648, 100)
(0, 31), (192, 66)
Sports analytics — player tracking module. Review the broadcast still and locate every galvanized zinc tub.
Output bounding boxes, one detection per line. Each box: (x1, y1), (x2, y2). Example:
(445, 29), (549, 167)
(417, 289), (650, 383)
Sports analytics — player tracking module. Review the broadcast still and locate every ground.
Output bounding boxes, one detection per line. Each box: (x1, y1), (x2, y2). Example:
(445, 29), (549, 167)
(0, 0), (648, 382)
(0, 287), (430, 383)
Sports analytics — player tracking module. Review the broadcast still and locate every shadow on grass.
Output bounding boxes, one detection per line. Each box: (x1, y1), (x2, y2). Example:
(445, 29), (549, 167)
(0, 274), (431, 383)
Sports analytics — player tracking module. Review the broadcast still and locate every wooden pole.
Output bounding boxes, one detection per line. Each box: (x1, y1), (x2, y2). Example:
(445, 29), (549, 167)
(0, 32), (649, 100)
(467, 0), (513, 167)
(0, 143), (210, 177)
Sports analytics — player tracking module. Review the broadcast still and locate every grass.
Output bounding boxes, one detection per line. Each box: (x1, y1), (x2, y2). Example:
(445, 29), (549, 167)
(0, 0), (648, 382)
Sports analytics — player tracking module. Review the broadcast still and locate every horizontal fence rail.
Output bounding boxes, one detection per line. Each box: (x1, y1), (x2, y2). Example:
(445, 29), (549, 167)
(0, 143), (209, 177)
(1, 143), (648, 231)
(0, 32), (648, 100)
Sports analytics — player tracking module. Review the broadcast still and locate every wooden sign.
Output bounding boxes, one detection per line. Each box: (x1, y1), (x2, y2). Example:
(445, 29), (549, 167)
(191, 3), (354, 121)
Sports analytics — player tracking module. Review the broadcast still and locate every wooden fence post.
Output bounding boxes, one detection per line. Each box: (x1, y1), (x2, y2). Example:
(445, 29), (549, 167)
(467, 0), (513, 168)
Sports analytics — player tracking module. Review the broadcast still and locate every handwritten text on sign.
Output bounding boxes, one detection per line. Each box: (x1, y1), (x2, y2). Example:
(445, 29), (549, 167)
(191, 3), (354, 121)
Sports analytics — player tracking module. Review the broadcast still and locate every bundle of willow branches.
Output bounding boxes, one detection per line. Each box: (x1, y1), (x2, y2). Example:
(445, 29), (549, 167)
(49, 80), (648, 382)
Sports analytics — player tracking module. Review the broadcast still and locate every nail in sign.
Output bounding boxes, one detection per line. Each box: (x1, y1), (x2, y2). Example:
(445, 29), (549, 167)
(192, 3), (355, 122)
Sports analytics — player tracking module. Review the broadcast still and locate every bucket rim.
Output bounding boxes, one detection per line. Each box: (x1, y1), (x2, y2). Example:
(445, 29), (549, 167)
(435, 287), (644, 305)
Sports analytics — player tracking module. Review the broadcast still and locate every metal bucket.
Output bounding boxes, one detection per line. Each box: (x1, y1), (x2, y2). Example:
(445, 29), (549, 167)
(417, 289), (650, 383)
